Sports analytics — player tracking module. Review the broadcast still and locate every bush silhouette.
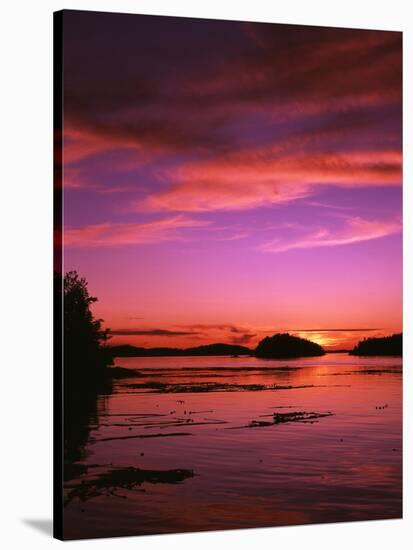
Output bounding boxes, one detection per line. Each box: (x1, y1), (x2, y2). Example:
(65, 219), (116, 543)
(255, 333), (325, 358)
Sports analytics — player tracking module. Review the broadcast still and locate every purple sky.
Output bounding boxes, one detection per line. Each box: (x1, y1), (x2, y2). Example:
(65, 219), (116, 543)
(61, 11), (402, 349)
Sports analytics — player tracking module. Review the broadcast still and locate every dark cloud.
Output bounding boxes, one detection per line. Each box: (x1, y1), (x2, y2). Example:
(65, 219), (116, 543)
(177, 323), (257, 345)
(62, 11), (401, 167)
(234, 23), (401, 106)
(180, 323), (248, 333)
(63, 11), (246, 155)
(110, 328), (198, 336)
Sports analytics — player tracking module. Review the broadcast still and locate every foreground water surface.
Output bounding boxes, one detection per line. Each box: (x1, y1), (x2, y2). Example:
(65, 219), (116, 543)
(63, 353), (402, 539)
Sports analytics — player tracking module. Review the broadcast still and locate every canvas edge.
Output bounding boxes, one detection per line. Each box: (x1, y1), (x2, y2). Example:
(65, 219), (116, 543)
(53, 9), (64, 542)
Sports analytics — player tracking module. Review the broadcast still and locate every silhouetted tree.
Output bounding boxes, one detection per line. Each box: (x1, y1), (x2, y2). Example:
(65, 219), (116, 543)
(64, 271), (110, 385)
(60, 271), (111, 471)
(255, 333), (325, 358)
(350, 333), (402, 356)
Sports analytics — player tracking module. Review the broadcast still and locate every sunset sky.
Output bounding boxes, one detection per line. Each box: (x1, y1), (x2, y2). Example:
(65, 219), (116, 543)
(61, 11), (402, 350)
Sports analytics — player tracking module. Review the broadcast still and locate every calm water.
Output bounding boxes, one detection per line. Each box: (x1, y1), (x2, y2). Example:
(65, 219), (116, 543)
(64, 353), (402, 539)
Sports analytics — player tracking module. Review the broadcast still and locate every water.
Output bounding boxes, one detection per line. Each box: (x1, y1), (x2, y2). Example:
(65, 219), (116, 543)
(63, 353), (402, 539)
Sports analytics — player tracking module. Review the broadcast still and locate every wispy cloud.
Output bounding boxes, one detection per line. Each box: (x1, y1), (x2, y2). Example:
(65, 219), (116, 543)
(259, 216), (401, 253)
(179, 323), (257, 345)
(278, 328), (381, 333)
(64, 215), (210, 247)
(139, 150), (401, 213)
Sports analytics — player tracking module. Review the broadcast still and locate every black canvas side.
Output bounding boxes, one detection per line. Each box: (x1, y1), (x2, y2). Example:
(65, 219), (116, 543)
(53, 9), (64, 541)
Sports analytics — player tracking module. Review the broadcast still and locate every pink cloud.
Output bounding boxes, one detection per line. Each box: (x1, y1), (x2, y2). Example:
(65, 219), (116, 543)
(63, 127), (120, 164)
(140, 149), (401, 213)
(259, 216), (401, 253)
(64, 215), (210, 247)
(63, 126), (152, 190)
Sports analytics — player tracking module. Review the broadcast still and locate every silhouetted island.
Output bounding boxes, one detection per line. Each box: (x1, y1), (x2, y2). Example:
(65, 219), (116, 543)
(108, 343), (252, 358)
(350, 333), (402, 356)
(110, 335), (329, 359)
(255, 333), (325, 358)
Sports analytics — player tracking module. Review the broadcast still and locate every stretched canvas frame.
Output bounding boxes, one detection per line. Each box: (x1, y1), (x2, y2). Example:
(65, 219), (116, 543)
(54, 9), (402, 541)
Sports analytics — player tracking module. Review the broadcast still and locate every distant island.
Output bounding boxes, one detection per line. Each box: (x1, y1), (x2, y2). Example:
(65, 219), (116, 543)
(350, 333), (402, 356)
(108, 330), (403, 360)
(108, 343), (252, 358)
(109, 333), (326, 359)
(255, 333), (325, 359)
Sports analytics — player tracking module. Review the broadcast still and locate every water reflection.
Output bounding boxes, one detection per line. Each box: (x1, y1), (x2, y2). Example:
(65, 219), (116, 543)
(63, 354), (402, 539)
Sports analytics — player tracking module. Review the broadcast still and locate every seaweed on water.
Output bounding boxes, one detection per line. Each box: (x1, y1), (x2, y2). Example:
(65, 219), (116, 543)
(106, 419), (227, 430)
(124, 382), (322, 393)
(65, 466), (195, 505)
(127, 381), (168, 390)
(351, 369), (402, 375)
(99, 413), (168, 417)
(272, 411), (333, 424)
(318, 369), (402, 376)
(107, 366), (145, 378)
(156, 419), (227, 429)
(92, 432), (193, 443)
(138, 366), (299, 373)
(227, 410), (334, 430)
(116, 382), (350, 396)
